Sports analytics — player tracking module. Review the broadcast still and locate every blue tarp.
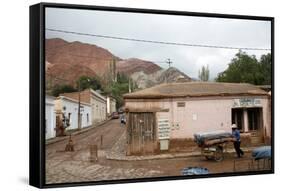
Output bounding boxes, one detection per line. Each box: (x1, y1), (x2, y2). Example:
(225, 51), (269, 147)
(182, 167), (209, 175)
(252, 146), (271, 160)
(194, 130), (232, 146)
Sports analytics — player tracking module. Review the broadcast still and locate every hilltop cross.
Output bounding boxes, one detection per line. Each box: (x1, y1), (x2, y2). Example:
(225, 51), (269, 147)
(166, 58), (172, 68)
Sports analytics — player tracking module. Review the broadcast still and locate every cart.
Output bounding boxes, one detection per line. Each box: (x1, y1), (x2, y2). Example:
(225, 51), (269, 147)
(200, 141), (228, 162)
(194, 131), (235, 162)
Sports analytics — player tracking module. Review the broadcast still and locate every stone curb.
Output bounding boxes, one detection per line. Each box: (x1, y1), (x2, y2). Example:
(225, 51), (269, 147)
(106, 148), (253, 161)
(46, 119), (111, 145)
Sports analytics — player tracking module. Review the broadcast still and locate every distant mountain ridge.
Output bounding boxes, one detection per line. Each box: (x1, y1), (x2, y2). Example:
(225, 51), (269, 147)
(117, 58), (161, 75)
(45, 38), (192, 89)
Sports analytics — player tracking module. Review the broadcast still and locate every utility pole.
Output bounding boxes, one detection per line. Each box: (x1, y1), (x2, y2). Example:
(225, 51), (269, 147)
(166, 58), (172, 68)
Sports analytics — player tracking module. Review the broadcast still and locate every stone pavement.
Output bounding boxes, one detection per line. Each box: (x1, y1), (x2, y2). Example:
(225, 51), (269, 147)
(106, 132), (255, 161)
(46, 150), (162, 184)
(46, 119), (163, 184)
(46, 119), (110, 145)
(46, 119), (269, 184)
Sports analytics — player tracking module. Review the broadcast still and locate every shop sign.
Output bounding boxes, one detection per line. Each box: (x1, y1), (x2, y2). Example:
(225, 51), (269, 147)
(233, 98), (262, 108)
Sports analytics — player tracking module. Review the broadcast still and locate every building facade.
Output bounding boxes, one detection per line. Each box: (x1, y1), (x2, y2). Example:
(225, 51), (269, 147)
(124, 82), (271, 155)
(106, 96), (117, 116)
(89, 89), (107, 124)
(45, 95), (56, 139)
(61, 88), (107, 125)
(55, 96), (92, 130)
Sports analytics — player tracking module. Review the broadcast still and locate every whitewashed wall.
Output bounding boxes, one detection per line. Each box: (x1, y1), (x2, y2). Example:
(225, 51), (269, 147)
(55, 97), (92, 130)
(45, 96), (56, 139)
(106, 97), (117, 115)
(90, 90), (107, 124)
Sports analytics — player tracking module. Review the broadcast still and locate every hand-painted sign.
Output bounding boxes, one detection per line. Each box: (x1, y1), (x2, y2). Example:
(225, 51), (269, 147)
(233, 98), (261, 108)
(158, 119), (170, 140)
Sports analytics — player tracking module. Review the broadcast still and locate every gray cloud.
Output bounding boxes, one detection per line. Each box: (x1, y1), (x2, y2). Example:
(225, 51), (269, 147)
(46, 7), (271, 79)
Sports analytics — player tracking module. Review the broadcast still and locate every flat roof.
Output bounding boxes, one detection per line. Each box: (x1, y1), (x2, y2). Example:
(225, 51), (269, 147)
(123, 82), (268, 99)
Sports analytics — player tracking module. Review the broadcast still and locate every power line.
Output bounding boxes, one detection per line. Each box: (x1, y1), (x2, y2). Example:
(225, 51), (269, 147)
(46, 28), (271, 51)
(46, 48), (168, 64)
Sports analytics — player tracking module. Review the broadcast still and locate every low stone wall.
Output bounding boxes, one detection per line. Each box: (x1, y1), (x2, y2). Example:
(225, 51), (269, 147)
(155, 138), (198, 154)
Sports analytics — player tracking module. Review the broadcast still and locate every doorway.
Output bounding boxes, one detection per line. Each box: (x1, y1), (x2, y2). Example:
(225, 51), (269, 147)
(127, 112), (156, 155)
(232, 108), (244, 131)
(247, 108), (262, 132)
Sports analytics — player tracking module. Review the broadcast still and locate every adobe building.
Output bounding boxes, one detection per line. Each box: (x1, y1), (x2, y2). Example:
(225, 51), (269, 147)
(123, 82), (271, 155)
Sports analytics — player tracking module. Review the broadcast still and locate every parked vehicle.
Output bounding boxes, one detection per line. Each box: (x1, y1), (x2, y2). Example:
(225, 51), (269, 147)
(111, 112), (119, 119)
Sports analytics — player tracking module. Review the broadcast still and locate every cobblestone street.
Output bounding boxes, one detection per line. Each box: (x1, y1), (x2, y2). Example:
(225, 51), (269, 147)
(46, 119), (267, 184)
(46, 119), (164, 184)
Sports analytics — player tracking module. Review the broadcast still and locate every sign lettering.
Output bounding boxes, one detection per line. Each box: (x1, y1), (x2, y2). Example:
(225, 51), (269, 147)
(233, 98), (262, 108)
(158, 119), (170, 140)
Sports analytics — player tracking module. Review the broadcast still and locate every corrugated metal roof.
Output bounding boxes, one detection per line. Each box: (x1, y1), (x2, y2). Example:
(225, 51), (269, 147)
(123, 82), (268, 99)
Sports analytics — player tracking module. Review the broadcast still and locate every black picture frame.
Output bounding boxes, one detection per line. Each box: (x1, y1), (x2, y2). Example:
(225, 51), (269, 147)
(30, 2), (274, 188)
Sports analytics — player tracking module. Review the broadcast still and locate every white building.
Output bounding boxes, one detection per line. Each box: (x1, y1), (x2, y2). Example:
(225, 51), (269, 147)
(61, 89), (107, 125)
(55, 96), (92, 130)
(89, 89), (107, 124)
(106, 96), (117, 116)
(45, 95), (56, 139)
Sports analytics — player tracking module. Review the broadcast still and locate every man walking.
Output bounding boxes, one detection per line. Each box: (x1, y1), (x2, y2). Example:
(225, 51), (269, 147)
(232, 124), (244, 158)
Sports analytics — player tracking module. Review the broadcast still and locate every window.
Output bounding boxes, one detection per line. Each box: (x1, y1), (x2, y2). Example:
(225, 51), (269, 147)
(68, 113), (71, 123)
(177, 102), (185, 107)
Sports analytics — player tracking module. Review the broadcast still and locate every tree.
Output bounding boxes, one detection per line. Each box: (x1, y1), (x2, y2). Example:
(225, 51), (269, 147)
(259, 53), (271, 85)
(216, 51), (271, 85)
(117, 72), (129, 83)
(198, 65), (210, 81)
(51, 84), (76, 97)
(103, 72), (136, 109)
(76, 76), (102, 91)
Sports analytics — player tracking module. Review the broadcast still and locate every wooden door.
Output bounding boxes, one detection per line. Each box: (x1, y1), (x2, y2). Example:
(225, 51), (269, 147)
(127, 112), (156, 155)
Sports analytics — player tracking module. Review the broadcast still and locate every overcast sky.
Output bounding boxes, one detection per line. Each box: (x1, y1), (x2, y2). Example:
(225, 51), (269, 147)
(46, 7), (271, 79)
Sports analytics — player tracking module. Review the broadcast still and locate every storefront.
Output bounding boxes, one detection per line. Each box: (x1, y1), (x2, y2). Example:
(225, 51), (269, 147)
(124, 82), (271, 155)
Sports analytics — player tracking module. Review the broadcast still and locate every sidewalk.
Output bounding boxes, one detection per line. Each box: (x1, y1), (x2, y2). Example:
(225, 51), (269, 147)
(46, 119), (111, 145)
(106, 132), (258, 161)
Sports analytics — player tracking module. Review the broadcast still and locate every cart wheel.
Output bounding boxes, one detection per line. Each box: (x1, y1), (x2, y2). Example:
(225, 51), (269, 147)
(214, 146), (223, 162)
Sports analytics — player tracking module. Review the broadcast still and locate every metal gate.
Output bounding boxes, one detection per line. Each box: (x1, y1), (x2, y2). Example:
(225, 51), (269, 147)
(127, 112), (156, 155)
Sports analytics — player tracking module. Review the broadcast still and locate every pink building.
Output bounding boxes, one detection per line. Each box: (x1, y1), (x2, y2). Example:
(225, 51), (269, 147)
(123, 82), (271, 155)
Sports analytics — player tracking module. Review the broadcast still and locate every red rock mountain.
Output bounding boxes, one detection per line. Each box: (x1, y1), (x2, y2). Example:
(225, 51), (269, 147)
(45, 38), (161, 86)
(46, 39), (120, 73)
